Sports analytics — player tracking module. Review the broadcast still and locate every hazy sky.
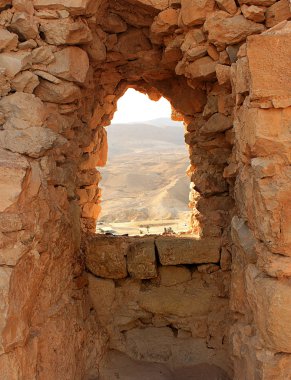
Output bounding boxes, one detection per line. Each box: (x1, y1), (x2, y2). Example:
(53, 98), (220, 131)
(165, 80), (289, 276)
(112, 88), (171, 123)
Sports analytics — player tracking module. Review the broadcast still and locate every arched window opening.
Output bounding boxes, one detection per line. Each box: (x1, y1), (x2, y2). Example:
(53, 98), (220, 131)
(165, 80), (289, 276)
(97, 89), (190, 236)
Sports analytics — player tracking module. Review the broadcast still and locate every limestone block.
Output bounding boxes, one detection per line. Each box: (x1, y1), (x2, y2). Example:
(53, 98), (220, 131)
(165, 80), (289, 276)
(159, 266), (191, 286)
(34, 79), (82, 104)
(156, 236), (221, 265)
(200, 113), (233, 134)
(40, 18), (92, 45)
(33, 0), (103, 15)
(139, 286), (213, 316)
(0, 51), (31, 78)
(204, 11), (265, 46)
(0, 29), (18, 51)
(181, 29), (206, 53)
(215, 0), (237, 14)
(127, 239), (157, 279)
(31, 46), (55, 64)
(185, 56), (216, 80)
(85, 235), (128, 279)
(236, 106), (291, 163)
(33, 70), (61, 84)
(9, 12), (39, 40)
(186, 45), (208, 61)
(265, 0), (291, 28)
(180, 0), (215, 26)
(247, 30), (291, 106)
(0, 92), (45, 127)
(235, 164), (291, 256)
(246, 265), (291, 353)
(11, 71), (39, 93)
(241, 4), (265, 22)
(254, 168), (291, 255)
(0, 126), (65, 158)
(47, 47), (89, 84)
(0, 149), (28, 212)
(190, 166), (228, 196)
(151, 8), (179, 38)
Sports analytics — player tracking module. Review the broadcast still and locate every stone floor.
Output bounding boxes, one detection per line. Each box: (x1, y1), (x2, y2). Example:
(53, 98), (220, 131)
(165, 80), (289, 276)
(98, 351), (231, 380)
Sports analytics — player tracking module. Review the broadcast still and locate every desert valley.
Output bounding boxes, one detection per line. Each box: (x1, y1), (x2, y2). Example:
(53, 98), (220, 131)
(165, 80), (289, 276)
(98, 118), (191, 235)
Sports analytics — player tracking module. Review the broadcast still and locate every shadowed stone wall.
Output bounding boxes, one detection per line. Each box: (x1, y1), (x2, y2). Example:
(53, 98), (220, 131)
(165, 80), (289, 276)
(0, 0), (290, 379)
(85, 234), (232, 377)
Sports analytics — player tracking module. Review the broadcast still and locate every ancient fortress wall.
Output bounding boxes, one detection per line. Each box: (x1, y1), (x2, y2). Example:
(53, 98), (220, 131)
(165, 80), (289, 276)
(0, 0), (290, 379)
(85, 234), (232, 378)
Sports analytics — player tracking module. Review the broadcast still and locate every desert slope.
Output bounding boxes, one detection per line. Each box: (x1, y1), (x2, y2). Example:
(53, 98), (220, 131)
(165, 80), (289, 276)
(98, 119), (190, 234)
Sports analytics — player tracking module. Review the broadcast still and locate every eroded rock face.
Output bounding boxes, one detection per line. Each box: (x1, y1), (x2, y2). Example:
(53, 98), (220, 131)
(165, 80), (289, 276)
(0, 0), (290, 378)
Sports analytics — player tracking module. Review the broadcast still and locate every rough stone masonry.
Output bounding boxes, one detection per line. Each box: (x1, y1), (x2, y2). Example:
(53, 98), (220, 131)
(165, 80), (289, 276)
(0, 0), (290, 379)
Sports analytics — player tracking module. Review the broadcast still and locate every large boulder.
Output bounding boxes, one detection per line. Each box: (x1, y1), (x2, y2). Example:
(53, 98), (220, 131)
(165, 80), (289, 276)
(180, 0), (215, 26)
(156, 236), (221, 265)
(47, 47), (89, 84)
(0, 29), (18, 51)
(0, 51), (31, 78)
(34, 79), (82, 104)
(246, 265), (291, 353)
(247, 27), (291, 107)
(204, 11), (265, 46)
(40, 18), (92, 45)
(85, 235), (128, 279)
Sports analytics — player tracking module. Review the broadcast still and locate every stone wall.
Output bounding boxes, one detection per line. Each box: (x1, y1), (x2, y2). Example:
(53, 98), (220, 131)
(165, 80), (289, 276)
(0, 0), (290, 379)
(229, 23), (291, 379)
(85, 233), (232, 377)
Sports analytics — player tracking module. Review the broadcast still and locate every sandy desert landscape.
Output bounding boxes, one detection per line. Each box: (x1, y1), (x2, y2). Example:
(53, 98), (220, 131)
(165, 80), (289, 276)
(98, 118), (191, 235)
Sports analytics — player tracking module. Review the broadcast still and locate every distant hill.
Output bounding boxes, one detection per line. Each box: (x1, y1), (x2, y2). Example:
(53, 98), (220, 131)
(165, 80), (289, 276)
(99, 117), (190, 225)
(107, 118), (185, 158)
(140, 117), (184, 128)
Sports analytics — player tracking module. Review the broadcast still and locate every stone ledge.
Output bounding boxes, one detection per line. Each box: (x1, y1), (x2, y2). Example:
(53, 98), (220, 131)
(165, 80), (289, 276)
(84, 234), (222, 280)
(156, 236), (221, 265)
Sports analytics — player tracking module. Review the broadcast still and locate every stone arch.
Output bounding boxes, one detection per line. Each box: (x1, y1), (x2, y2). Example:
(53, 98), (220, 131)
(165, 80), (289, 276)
(0, 0), (290, 379)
